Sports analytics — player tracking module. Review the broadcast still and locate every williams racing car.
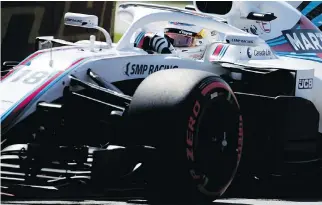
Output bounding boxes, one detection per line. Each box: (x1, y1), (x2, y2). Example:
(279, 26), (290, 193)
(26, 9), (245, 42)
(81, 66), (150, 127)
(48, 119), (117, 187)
(1, 1), (322, 203)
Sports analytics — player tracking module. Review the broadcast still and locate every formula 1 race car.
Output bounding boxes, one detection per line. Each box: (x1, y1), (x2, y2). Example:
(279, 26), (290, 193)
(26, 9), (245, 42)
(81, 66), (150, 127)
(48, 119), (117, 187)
(1, 1), (321, 203)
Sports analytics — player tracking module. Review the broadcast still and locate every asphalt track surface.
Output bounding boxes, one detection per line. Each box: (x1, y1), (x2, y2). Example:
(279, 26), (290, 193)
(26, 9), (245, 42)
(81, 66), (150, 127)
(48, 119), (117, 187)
(2, 198), (322, 205)
(2, 199), (322, 205)
(2, 176), (322, 205)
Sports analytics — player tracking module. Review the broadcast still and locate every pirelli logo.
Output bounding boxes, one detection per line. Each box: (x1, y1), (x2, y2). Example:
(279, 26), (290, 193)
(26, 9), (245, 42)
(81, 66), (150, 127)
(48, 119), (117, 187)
(298, 78), (313, 89)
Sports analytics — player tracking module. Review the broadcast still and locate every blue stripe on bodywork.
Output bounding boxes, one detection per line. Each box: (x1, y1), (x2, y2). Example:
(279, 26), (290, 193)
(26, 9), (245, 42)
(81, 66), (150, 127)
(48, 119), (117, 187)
(266, 36), (285, 44)
(220, 45), (229, 58)
(218, 45), (227, 57)
(311, 14), (322, 27)
(279, 54), (322, 63)
(135, 32), (145, 45)
(275, 52), (318, 56)
(301, 1), (321, 15)
(267, 40), (288, 47)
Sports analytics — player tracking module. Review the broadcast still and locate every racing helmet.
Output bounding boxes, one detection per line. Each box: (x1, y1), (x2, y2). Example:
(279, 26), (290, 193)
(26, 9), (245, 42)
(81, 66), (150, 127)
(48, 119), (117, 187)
(164, 22), (209, 59)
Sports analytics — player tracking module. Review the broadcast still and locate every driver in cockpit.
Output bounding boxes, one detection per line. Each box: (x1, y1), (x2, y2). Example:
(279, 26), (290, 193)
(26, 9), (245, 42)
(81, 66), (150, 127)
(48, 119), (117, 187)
(134, 21), (209, 60)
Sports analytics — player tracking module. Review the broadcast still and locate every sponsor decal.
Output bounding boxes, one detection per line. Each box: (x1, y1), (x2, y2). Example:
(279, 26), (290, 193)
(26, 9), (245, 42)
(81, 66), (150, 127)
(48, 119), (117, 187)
(282, 29), (322, 53)
(247, 48), (272, 58)
(65, 18), (82, 24)
(186, 100), (202, 181)
(247, 47), (252, 58)
(186, 100), (201, 163)
(169, 22), (195, 27)
(258, 21), (271, 33)
(254, 49), (272, 56)
(123, 62), (178, 76)
(298, 78), (313, 89)
(231, 38), (254, 44)
(164, 28), (196, 36)
(179, 30), (193, 36)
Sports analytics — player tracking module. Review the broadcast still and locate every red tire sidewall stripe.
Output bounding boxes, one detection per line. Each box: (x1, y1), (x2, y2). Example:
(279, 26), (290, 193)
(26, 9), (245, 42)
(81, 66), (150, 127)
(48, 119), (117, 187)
(201, 81), (240, 108)
(186, 79), (243, 196)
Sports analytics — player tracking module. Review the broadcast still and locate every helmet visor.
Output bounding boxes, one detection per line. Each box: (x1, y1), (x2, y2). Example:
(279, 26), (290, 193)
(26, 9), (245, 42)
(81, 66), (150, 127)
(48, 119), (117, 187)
(166, 33), (195, 47)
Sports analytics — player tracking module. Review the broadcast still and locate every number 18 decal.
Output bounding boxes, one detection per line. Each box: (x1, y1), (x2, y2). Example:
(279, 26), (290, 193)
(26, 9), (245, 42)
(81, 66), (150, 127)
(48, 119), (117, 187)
(10, 70), (50, 84)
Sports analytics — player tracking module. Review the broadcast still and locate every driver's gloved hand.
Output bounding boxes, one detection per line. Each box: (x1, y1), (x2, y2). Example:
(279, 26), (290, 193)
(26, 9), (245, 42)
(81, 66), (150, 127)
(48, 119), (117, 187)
(149, 35), (172, 54)
(134, 32), (173, 54)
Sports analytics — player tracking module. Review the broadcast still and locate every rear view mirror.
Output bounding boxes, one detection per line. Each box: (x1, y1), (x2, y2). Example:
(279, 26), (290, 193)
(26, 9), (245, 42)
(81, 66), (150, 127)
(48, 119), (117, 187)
(64, 12), (112, 46)
(64, 12), (98, 28)
(246, 12), (277, 21)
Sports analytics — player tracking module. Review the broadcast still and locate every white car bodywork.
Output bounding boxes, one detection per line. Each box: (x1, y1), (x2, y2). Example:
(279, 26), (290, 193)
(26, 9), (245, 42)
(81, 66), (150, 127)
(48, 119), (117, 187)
(1, 2), (322, 134)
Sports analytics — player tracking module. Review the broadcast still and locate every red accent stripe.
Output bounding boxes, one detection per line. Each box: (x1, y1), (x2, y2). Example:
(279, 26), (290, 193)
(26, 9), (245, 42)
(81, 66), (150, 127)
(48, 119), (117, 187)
(13, 58), (85, 112)
(300, 16), (316, 29)
(21, 51), (44, 65)
(1, 68), (16, 80)
(271, 44), (294, 52)
(136, 33), (147, 49)
(316, 53), (322, 58)
(1, 51), (44, 80)
(213, 44), (223, 56)
(67, 57), (85, 69)
(137, 37), (145, 48)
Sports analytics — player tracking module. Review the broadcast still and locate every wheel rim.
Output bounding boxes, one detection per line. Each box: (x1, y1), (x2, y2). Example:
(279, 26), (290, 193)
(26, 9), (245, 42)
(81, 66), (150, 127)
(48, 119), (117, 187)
(193, 89), (241, 195)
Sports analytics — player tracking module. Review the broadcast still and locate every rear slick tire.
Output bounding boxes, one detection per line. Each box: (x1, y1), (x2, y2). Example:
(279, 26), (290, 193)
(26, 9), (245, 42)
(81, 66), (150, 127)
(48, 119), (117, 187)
(126, 69), (243, 203)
